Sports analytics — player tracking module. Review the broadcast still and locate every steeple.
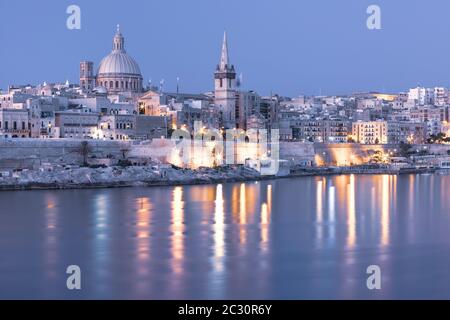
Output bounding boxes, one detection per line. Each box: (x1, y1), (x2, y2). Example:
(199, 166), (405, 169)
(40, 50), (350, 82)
(219, 31), (229, 70)
(113, 24), (125, 52)
(214, 31), (237, 129)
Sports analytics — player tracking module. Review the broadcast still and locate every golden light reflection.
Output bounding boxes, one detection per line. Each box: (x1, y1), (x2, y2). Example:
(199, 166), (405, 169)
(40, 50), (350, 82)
(231, 185), (239, 223)
(316, 180), (324, 223)
(408, 175), (414, 213)
(135, 197), (152, 263)
(328, 184), (336, 243)
(261, 203), (269, 249)
(213, 184), (226, 272)
(328, 185), (336, 223)
(45, 196), (57, 230)
(239, 183), (247, 245)
(381, 175), (390, 246)
(171, 187), (185, 274)
(261, 184), (273, 251)
(347, 175), (356, 247)
(335, 175), (348, 206)
(239, 184), (247, 225)
(44, 193), (58, 280)
(190, 186), (215, 219)
(245, 184), (258, 216)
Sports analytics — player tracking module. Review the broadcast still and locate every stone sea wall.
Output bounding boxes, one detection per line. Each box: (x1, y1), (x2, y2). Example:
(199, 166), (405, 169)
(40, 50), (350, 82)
(1, 138), (449, 172)
(0, 139), (131, 170)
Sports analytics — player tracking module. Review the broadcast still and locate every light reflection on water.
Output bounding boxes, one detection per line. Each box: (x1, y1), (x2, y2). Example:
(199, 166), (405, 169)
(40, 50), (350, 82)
(1, 174), (450, 299)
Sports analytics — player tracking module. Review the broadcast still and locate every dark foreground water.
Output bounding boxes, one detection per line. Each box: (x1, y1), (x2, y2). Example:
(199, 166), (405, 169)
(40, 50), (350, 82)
(1, 174), (450, 299)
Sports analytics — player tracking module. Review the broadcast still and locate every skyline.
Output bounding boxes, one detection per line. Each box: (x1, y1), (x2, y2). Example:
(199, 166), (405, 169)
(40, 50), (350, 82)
(2, 0), (450, 96)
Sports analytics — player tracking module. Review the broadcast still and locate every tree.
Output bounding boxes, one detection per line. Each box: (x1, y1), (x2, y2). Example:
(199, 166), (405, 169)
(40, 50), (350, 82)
(76, 141), (92, 166)
(120, 147), (130, 160)
(399, 141), (413, 157)
(427, 133), (447, 144)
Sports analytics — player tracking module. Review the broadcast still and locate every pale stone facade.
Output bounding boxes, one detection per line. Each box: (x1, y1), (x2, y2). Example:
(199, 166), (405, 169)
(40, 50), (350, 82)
(0, 109), (30, 138)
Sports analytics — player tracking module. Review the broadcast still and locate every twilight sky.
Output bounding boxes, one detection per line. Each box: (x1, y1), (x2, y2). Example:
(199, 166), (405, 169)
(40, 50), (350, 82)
(0, 0), (449, 96)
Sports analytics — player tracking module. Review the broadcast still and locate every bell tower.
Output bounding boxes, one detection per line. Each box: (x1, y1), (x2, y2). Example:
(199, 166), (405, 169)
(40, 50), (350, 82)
(79, 61), (94, 92)
(214, 32), (237, 129)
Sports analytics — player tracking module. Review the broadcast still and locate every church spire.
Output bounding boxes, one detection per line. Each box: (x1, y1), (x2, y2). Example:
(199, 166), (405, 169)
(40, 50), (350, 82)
(219, 31), (229, 70)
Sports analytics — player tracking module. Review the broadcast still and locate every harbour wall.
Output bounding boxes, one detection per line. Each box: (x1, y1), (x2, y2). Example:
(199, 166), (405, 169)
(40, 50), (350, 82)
(0, 139), (449, 171)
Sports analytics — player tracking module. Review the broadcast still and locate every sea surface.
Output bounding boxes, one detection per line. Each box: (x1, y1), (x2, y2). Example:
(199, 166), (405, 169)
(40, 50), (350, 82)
(1, 174), (450, 299)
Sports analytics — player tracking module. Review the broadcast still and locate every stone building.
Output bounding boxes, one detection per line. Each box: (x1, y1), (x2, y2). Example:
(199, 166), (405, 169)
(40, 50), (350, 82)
(0, 109), (30, 138)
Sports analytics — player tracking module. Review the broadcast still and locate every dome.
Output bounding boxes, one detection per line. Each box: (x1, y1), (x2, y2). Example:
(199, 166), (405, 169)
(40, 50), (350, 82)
(97, 25), (142, 77)
(95, 25), (143, 94)
(97, 51), (142, 76)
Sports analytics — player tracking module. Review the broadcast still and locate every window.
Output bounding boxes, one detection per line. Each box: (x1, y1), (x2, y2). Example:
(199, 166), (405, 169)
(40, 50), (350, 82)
(13, 121), (17, 130)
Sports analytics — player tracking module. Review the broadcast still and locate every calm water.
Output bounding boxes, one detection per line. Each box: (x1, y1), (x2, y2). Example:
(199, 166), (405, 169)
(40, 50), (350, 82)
(1, 174), (450, 299)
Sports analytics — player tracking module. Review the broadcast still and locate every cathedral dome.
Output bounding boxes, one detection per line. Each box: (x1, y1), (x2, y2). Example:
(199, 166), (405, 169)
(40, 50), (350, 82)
(96, 25), (143, 94)
(97, 51), (142, 76)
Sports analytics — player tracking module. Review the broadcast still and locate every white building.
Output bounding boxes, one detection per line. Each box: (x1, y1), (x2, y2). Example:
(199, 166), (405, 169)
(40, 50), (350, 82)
(408, 87), (433, 106)
(433, 87), (448, 106)
(352, 121), (388, 144)
(55, 110), (100, 139)
(0, 109), (30, 138)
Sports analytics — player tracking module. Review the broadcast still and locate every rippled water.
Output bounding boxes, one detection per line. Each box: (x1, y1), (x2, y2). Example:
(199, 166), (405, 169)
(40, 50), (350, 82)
(1, 174), (450, 299)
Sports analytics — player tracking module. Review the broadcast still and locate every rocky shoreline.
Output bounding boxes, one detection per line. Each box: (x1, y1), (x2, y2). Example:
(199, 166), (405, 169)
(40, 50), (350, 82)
(0, 165), (266, 191)
(0, 164), (445, 192)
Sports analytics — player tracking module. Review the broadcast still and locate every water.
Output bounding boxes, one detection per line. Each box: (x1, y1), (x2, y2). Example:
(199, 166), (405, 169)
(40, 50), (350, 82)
(1, 174), (450, 299)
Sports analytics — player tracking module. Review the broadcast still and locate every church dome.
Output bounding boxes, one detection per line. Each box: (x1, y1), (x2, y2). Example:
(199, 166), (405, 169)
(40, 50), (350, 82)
(96, 25), (143, 94)
(97, 51), (142, 76)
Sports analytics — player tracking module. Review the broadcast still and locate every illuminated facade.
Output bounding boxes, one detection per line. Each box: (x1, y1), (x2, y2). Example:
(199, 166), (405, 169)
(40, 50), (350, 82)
(352, 121), (388, 144)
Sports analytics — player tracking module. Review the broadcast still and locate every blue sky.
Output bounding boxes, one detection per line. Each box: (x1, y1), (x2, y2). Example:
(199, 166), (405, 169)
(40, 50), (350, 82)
(0, 0), (449, 96)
